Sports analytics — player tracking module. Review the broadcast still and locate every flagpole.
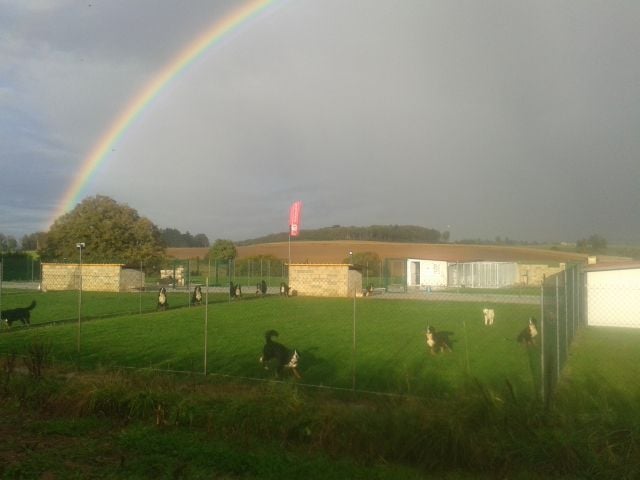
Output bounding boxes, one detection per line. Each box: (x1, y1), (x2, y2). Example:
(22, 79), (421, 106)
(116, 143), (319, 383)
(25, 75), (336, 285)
(287, 200), (301, 282)
(288, 232), (291, 280)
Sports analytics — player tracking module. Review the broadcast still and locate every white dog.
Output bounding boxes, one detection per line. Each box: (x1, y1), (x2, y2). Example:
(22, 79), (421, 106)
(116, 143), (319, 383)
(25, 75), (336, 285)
(483, 308), (495, 326)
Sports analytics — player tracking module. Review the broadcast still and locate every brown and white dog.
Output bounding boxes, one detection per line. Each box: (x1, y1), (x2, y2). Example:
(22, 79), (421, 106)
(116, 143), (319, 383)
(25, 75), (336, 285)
(483, 308), (495, 326)
(425, 325), (453, 355)
(259, 330), (301, 379)
(517, 317), (538, 346)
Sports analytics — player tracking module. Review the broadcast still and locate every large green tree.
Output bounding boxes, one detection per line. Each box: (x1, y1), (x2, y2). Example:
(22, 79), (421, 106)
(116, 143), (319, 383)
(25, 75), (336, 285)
(40, 195), (166, 268)
(208, 239), (237, 262)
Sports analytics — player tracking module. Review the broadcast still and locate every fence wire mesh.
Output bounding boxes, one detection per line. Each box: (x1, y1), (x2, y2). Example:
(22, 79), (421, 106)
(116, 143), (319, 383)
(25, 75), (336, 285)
(540, 263), (585, 404)
(2, 256), (605, 401)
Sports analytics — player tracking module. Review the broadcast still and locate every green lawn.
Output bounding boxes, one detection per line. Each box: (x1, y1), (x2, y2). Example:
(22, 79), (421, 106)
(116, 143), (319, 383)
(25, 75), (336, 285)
(0, 293), (539, 397)
(3, 294), (640, 478)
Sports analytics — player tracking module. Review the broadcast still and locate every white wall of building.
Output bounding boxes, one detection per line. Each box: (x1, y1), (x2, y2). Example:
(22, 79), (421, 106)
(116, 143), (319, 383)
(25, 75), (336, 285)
(406, 259), (448, 288)
(587, 267), (640, 328)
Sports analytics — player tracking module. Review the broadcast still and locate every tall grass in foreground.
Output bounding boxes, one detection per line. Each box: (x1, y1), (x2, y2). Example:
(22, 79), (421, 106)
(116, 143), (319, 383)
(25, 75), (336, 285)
(1, 357), (639, 479)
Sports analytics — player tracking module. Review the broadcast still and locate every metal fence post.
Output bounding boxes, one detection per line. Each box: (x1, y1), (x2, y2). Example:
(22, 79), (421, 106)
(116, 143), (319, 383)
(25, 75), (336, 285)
(352, 287), (357, 391)
(540, 280), (545, 402)
(204, 277), (208, 375)
(0, 261), (3, 323)
(564, 270), (569, 353)
(556, 275), (560, 380)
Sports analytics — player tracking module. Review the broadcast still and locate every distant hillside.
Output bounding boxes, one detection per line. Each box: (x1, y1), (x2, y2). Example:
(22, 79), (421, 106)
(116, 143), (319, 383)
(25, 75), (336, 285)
(237, 225), (445, 245)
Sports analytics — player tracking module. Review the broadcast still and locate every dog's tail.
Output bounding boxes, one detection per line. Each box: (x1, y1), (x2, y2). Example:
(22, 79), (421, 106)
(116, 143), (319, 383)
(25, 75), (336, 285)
(27, 300), (36, 310)
(265, 330), (279, 342)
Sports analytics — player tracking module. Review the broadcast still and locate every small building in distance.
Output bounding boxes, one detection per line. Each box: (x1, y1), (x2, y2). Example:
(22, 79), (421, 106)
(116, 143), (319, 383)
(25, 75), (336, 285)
(406, 258), (448, 289)
(288, 263), (362, 298)
(41, 263), (144, 292)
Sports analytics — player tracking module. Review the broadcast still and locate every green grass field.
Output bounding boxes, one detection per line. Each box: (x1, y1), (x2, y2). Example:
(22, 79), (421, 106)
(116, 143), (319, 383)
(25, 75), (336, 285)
(0, 291), (540, 397)
(3, 291), (640, 478)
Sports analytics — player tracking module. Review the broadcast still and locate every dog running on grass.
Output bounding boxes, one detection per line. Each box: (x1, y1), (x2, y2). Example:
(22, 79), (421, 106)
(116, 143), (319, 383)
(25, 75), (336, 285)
(2, 300), (36, 327)
(517, 317), (538, 346)
(425, 325), (453, 355)
(483, 308), (495, 326)
(191, 285), (202, 305)
(259, 330), (301, 379)
(157, 287), (169, 311)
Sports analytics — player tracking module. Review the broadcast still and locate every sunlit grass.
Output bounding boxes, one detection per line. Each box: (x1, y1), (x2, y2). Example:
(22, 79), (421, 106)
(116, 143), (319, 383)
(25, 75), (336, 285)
(0, 294), (539, 397)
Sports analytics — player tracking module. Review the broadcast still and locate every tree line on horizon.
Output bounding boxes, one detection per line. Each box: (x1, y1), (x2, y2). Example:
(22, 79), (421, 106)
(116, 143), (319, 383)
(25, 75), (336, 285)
(237, 224), (449, 245)
(0, 195), (630, 266)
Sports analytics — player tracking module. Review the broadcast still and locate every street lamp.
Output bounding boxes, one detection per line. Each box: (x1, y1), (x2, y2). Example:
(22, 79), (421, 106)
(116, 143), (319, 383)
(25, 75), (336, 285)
(76, 242), (85, 352)
(349, 251), (353, 265)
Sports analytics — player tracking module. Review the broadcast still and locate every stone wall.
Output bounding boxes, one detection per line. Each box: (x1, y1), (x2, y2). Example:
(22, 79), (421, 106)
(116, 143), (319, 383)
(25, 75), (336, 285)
(41, 263), (144, 292)
(518, 263), (566, 286)
(289, 264), (362, 297)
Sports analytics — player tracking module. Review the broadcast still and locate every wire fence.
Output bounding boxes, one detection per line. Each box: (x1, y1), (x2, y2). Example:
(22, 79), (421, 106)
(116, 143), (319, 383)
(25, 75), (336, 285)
(1, 274), (542, 397)
(1, 258), (606, 403)
(540, 263), (585, 404)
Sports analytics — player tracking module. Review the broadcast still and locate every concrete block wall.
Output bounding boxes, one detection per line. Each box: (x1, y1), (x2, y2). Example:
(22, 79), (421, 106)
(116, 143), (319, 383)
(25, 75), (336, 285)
(42, 263), (143, 292)
(289, 264), (362, 297)
(518, 263), (565, 286)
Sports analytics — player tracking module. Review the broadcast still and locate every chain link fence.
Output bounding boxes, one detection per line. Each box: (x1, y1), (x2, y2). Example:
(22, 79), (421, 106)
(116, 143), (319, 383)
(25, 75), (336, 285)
(540, 263), (585, 404)
(3, 255), (601, 401)
(0, 254), (41, 281)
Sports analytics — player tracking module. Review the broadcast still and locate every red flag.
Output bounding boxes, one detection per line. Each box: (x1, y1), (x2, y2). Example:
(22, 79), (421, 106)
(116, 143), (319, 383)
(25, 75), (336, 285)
(289, 201), (302, 237)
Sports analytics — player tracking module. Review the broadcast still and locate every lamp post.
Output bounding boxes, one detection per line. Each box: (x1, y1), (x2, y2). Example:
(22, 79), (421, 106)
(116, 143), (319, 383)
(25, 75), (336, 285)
(76, 242), (85, 353)
(349, 251), (353, 265)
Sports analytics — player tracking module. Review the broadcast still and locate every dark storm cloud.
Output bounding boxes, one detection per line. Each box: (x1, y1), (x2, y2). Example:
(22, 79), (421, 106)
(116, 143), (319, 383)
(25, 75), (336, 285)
(1, 1), (639, 243)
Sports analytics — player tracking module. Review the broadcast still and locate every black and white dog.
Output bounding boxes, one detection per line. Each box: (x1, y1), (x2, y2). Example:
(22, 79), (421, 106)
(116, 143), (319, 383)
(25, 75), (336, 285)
(517, 317), (538, 346)
(2, 300), (36, 327)
(256, 280), (267, 296)
(191, 285), (203, 305)
(425, 325), (453, 355)
(279, 282), (290, 297)
(260, 330), (301, 379)
(157, 287), (169, 311)
(230, 282), (242, 299)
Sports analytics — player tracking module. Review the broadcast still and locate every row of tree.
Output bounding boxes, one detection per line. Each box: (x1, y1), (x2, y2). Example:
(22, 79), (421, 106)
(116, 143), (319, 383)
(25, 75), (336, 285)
(1, 195), (616, 268)
(238, 224), (449, 245)
(160, 228), (209, 248)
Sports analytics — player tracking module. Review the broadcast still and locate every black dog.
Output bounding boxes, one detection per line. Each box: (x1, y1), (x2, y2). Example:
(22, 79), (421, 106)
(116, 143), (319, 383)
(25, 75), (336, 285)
(157, 287), (169, 310)
(255, 280), (267, 296)
(191, 285), (202, 305)
(517, 317), (538, 346)
(425, 325), (453, 355)
(230, 282), (242, 299)
(260, 330), (301, 379)
(2, 300), (36, 327)
(279, 282), (290, 297)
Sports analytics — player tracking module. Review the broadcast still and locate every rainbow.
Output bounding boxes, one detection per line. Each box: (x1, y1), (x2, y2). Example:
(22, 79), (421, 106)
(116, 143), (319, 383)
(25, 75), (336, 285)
(50, 0), (278, 225)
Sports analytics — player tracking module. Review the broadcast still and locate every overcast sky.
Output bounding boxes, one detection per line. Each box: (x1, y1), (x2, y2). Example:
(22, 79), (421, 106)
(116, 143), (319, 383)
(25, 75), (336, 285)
(2, 0), (639, 244)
